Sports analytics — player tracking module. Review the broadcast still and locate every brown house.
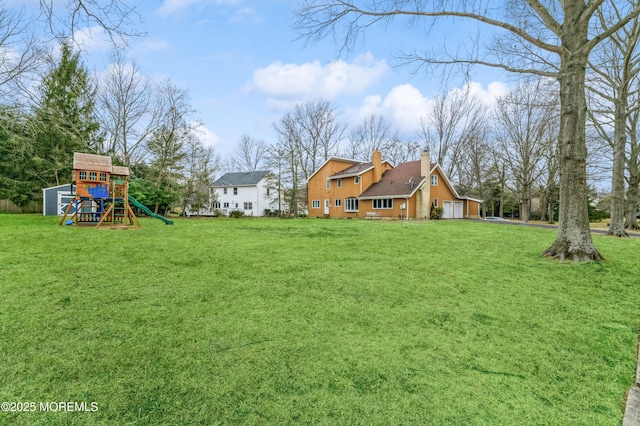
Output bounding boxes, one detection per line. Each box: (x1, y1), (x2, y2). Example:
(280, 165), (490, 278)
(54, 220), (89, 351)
(307, 150), (482, 219)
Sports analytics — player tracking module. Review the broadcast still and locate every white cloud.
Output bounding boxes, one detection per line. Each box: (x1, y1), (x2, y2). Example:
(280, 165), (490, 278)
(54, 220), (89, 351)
(247, 53), (389, 105)
(347, 81), (508, 137)
(345, 84), (433, 137)
(131, 38), (171, 55)
(72, 26), (111, 53)
(193, 121), (220, 147)
(455, 80), (508, 107)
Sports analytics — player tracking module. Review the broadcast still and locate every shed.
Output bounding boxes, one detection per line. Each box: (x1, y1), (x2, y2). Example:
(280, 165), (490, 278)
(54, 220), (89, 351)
(42, 184), (74, 216)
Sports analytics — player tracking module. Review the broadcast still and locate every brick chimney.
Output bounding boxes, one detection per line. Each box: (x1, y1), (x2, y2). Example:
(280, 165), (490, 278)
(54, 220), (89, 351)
(372, 149), (383, 183)
(418, 150), (431, 220)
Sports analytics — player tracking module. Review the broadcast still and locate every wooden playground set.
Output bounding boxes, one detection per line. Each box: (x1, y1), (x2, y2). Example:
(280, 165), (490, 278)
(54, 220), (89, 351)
(59, 153), (173, 229)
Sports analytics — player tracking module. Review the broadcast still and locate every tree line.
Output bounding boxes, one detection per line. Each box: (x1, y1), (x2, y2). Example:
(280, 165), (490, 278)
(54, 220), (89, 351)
(1, 0), (639, 262)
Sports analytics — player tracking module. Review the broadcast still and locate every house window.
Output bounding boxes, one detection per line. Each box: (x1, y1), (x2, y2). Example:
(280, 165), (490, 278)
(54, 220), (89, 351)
(431, 175), (438, 186)
(223, 188), (227, 195)
(373, 199), (393, 209)
(354, 176), (360, 184)
(312, 200), (320, 209)
(337, 179), (342, 188)
(266, 188), (270, 196)
(235, 203), (238, 208)
(89, 172), (97, 181)
(213, 202), (221, 209)
(79, 171), (86, 180)
(335, 199), (342, 207)
(244, 202), (253, 210)
(434, 198), (438, 207)
(100, 173), (107, 182)
(233, 188), (238, 195)
(326, 180), (330, 189)
(345, 198), (359, 212)
(223, 202), (229, 208)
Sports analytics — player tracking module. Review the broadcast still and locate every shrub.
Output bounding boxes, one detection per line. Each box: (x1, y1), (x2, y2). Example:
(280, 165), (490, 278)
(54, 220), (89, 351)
(229, 210), (244, 218)
(430, 204), (444, 220)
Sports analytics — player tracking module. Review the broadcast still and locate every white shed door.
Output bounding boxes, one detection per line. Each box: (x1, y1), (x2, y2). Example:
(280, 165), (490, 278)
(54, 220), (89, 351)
(442, 201), (453, 219)
(454, 201), (463, 219)
(58, 192), (75, 216)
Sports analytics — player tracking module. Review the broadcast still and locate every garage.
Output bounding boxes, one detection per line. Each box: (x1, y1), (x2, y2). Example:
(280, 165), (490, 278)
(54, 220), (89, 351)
(442, 200), (464, 219)
(442, 201), (453, 219)
(454, 201), (463, 218)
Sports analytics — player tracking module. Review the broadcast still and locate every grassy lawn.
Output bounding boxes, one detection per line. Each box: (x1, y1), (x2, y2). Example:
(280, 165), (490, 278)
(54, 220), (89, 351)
(0, 214), (639, 425)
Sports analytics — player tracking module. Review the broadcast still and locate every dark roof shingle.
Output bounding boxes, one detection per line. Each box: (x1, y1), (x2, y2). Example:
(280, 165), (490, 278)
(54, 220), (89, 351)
(359, 161), (428, 198)
(213, 171), (271, 186)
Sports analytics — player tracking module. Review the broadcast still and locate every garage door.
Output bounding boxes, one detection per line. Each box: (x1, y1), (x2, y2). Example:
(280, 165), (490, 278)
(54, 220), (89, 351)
(442, 201), (453, 219)
(454, 201), (463, 219)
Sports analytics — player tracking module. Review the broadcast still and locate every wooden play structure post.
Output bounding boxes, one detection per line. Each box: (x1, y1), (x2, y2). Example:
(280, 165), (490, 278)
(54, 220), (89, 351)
(60, 152), (140, 229)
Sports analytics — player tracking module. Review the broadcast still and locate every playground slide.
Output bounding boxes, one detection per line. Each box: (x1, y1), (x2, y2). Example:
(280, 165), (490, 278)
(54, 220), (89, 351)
(128, 196), (174, 225)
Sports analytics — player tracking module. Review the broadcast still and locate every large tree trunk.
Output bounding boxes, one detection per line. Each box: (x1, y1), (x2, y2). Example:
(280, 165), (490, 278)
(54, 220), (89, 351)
(624, 180), (639, 229)
(542, 48), (604, 261)
(625, 128), (640, 230)
(608, 98), (629, 236)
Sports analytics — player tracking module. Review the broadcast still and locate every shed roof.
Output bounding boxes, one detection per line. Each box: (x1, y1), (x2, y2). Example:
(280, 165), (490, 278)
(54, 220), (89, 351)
(213, 171), (271, 186)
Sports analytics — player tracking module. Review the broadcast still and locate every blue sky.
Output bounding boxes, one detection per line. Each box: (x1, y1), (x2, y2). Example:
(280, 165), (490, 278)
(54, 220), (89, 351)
(24, 0), (511, 159)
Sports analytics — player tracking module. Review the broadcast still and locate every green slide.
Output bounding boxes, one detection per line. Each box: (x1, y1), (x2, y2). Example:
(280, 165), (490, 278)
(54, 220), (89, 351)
(128, 196), (174, 225)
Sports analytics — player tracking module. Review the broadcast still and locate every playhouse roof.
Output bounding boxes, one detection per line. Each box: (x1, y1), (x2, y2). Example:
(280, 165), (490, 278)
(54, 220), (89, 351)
(111, 165), (129, 176)
(73, 152), (129, 176)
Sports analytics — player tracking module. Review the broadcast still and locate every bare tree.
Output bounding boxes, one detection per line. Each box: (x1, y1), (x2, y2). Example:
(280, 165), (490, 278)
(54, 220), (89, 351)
(272, 112), (305, 216)
(418, 86), (487, 184)
(146, 80), (194, 214)
(494, 79), (558, 222)
(183, 135), (219, 217)
(344, 113), (395, 160)
(295, 0), (640, 261)
(625, 96), (640, 229)
(586, 1), (640, 236)
(95, 56), (158, 166)
(232, 135), (268, 172)
(0, 6), (43, 106)
(456, 125), (491, 201)
(382, 137), (422, 166)
(39, 0), (142, 48)
(295, 99), (345, 174)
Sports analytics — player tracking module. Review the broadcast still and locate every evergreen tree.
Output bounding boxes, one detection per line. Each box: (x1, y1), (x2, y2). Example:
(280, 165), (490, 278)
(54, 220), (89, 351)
(30, 41), (102, 187)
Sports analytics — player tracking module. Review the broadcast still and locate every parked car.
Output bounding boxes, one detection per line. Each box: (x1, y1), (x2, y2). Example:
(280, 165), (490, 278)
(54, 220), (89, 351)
(484, 216), (506, 221)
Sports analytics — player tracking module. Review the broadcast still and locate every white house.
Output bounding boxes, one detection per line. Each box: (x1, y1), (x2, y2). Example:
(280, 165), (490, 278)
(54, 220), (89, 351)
(186, 171), (275, 217)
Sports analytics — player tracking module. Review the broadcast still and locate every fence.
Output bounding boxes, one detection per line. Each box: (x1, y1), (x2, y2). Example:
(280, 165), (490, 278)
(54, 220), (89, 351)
(0, 199), (42, 214)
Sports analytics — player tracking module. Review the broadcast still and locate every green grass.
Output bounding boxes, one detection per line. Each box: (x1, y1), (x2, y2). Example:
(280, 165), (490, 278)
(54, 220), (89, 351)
(0, 214), (639, 425)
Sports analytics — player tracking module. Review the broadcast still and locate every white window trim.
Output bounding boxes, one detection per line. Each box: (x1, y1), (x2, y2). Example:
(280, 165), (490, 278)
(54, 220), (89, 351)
(345, 198), (359, 212)
(434, 198), (438, 207)
(335, 198), (342, 207)
(354, 176), (360, 184)
(373, 199), (393, 209)
(312, 200), (320, 209)
(431, 175), (438, 186)
(326, 180), (330, 189)
(337, 178), (342, 188)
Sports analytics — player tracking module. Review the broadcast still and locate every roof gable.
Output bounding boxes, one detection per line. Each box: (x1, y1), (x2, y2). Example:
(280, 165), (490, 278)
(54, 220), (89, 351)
(213, 170), (272, 186)
(307, 156), (362, 182)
